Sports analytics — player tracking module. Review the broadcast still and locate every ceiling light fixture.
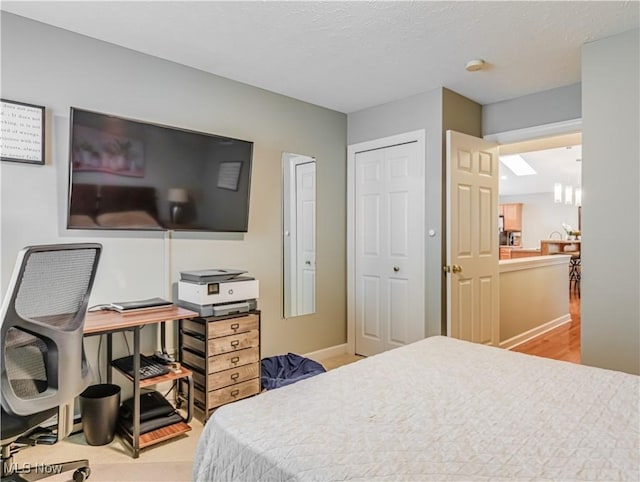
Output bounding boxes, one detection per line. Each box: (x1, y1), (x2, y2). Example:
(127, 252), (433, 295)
(565, 185), (573, 205)
(554, 183), (563, 203)
(555, 182), (581, 205)
(574, 187), (582, 207)
(465, 59), (486, 72)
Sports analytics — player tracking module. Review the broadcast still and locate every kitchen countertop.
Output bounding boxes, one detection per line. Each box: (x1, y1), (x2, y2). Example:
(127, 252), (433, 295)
(540, 239), (580, 255)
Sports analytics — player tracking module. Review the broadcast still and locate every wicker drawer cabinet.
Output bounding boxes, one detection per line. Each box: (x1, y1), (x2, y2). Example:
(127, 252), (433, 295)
(179, 311), (261, 421)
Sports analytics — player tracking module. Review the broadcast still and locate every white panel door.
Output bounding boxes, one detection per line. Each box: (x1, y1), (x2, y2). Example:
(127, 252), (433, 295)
(354, 141), (424, 356)
(446, 130), (499, 346)
(295, 161), (316, 314)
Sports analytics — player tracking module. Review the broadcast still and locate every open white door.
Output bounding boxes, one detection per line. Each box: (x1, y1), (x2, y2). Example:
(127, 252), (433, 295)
(446, 130), (500, 346)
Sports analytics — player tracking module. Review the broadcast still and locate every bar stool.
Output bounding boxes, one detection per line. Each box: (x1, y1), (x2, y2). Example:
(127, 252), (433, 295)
(568, 251), (581, 296)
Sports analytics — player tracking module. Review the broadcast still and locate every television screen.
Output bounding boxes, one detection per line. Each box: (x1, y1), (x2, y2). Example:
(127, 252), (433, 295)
(67, 108), (253, 232)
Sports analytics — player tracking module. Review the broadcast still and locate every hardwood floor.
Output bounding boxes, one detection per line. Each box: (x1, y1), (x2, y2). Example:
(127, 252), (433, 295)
(511, 293), (581, 363)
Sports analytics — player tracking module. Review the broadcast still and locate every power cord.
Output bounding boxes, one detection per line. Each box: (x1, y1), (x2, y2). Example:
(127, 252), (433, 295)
(97, 334), (103, 383)
(122, 331), (131, 356)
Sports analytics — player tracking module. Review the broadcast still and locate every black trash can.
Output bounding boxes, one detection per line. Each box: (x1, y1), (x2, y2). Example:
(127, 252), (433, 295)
(79, 383), (121, 446)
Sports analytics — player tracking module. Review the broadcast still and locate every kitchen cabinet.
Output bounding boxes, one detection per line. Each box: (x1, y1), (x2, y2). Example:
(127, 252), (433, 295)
(510, 249), (541, 259)
(500, 203), (522, 231)
(500, 247), (541, 260)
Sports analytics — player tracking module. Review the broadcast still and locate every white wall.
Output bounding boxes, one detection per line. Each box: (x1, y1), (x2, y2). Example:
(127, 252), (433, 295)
(499, 193), (580, 249)
(581, 28), (639, 375)
(0, 14), (347, 370)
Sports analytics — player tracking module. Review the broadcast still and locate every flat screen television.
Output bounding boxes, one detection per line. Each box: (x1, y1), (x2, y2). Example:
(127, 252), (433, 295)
(67, 108), (253, 232)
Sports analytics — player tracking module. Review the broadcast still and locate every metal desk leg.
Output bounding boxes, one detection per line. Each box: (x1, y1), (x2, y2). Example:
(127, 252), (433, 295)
(106, 333), (113, 384)
(132, 327), (141, 458)
(184, 374), (194, 423)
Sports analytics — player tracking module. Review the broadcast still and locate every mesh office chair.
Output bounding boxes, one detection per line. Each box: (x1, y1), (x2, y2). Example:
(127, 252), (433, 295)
(1, 244), (101, 482)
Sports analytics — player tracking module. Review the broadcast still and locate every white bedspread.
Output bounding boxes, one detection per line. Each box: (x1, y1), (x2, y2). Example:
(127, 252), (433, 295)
(193, 336), (639, 481)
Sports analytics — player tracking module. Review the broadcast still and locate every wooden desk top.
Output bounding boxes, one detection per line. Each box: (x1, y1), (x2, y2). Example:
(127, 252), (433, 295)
(84, 305), (198, 335)
(541, 239), (581, 244)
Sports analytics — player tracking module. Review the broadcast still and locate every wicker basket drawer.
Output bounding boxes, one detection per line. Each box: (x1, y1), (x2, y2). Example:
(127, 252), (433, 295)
(208, 330), (259, 355)
(207, 314), (259, 338)
(207, 378), (260, 409)
(208, 347), (259, 373)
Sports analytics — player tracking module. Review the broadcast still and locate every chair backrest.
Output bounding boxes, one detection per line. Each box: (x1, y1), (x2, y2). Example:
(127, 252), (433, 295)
(1, 243), (101, 417)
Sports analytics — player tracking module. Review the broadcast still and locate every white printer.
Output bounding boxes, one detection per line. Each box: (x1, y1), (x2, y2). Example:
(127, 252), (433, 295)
(177, 269), (258, 317)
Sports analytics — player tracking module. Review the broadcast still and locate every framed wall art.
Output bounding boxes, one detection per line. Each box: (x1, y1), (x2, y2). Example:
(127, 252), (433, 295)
(1, 99), (46, 165)
(217, 161), (243, 191)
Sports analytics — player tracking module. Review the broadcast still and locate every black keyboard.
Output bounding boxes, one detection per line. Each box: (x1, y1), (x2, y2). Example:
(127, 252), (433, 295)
(112, 354), (170, 380)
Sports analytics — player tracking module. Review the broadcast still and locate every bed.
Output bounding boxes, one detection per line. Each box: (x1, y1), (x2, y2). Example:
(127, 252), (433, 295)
(193, 336), (639, 481)
(68, 183), (162, 229)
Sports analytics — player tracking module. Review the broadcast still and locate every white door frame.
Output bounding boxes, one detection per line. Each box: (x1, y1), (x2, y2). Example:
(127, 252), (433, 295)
(283, 153), (315, 318)
(347, 129), (426, 355)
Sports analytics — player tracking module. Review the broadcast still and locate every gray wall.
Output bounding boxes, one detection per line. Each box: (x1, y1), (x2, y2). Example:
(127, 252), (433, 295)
(348, 88), (482, 337)
(581, 28), (639, 375)
(348, 88), (444, 337)
(441, 89), (483, 334)
(0, 14), (347, 367)
(442, 88), (482, 139)
(483, 83), (582, 136)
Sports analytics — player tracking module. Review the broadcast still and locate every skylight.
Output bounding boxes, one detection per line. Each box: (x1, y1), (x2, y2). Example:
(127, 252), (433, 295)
(499, 154), (536, 176)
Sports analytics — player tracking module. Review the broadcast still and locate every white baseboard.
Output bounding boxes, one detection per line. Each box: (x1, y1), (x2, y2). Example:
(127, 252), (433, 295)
(500, 314), (572, 350)
(303, 343), (348, 362)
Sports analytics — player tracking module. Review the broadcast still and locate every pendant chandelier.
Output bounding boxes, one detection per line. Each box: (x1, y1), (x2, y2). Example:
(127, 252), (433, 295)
(554, 158), (582, 206)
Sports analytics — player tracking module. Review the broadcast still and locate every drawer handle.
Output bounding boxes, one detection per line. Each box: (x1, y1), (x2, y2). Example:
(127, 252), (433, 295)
(230, 323), (240, 331)
(230, 372), (240, 381)
(231, 356), (240, 364)
(230, 340), (240, 348)
(231, 389), (240, 397)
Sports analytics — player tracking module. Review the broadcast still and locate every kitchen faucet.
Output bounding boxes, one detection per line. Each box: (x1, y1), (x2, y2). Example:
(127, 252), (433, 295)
(548, 230), (563, 239)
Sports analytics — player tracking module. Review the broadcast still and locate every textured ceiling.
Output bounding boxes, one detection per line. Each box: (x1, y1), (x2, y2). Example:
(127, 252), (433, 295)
(2, 1), (638, 113)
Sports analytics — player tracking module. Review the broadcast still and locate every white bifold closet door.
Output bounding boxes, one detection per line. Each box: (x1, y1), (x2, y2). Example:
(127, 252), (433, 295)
(354, 141), (425, 356)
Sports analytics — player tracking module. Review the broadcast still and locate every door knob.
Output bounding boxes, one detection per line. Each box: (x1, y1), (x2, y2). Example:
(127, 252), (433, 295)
(451, 264), (463, 273)
(305, 260), (311, 265)
(393, 266), (400, 272)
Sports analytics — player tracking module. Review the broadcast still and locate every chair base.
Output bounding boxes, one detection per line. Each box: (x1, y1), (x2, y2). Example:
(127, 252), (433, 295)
(1, 446), (90, 482)
(2, 461), (90, 482)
